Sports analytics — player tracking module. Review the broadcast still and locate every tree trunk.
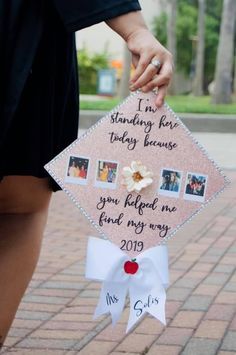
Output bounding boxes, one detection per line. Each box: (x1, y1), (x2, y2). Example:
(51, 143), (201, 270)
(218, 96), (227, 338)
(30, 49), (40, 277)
(167, 0), (177, 95)
(211, 0), (236, 104)
(233, 54), (236, 95)
(192, 0), (205, 96)
(119, 45), (131, 99)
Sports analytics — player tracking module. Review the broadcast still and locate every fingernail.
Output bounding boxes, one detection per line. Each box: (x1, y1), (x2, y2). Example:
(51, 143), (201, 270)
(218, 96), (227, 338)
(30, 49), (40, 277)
(156, 100), (163, 108)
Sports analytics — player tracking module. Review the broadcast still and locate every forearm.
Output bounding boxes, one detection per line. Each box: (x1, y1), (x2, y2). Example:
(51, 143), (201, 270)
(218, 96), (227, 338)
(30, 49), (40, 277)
(105, 10), (148, 42)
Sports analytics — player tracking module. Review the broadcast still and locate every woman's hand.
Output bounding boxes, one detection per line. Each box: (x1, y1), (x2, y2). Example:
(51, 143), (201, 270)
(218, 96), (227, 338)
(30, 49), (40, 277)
(127, 28), (173, 107)
(106, 11), (174, 107)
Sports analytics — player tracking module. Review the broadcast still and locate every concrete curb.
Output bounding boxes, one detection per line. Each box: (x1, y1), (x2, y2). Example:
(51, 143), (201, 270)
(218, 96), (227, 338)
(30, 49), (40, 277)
(80, 110), (236, 133)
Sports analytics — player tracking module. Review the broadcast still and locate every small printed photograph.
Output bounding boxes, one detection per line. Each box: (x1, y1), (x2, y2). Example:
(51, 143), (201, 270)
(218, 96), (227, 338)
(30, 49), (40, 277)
(65, 156), (89, 185)
(95, 160), (118, 190)
(158, 169), (182, 198)
(184, 172), (207, 202)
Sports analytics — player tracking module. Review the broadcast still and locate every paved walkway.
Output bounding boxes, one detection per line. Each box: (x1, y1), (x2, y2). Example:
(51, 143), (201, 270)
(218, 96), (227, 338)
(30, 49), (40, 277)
(192, 133), (236, 171)
(1, 170), (236, 354)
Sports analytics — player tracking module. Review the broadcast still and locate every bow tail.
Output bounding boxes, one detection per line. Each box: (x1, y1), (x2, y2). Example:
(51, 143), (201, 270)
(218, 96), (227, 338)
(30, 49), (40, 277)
(148, 285), (166, 326)
(94, 281), (128, 326)
(127, 279), (167, 332)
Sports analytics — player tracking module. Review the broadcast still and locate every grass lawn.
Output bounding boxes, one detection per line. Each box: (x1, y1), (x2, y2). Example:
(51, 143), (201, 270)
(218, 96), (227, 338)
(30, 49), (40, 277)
(80, 95), (236, 114)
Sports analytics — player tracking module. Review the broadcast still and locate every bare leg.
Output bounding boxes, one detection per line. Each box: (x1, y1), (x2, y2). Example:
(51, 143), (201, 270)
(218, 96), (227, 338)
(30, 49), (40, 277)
(0, 176), (52, 347)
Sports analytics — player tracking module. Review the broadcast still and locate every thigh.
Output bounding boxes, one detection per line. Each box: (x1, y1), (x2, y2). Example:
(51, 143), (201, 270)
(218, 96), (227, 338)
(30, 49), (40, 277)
(0, 176), (52, 214)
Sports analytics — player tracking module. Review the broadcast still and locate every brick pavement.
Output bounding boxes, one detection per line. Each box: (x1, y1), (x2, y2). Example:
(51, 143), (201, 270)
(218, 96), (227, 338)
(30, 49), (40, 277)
(1, 171), (236, 355)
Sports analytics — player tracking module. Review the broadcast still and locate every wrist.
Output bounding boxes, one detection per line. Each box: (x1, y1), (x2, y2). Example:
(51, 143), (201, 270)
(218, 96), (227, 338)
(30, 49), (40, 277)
(126, 26), (150, 45)
(106, 11), (148, 42)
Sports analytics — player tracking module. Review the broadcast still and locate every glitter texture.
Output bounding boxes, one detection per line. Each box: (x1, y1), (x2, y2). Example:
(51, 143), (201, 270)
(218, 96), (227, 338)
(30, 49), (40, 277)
(45, 91), (229, 257)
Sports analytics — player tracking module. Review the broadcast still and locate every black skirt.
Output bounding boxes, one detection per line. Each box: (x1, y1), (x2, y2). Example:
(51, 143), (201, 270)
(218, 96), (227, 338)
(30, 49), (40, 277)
(0, 1), (79, 191)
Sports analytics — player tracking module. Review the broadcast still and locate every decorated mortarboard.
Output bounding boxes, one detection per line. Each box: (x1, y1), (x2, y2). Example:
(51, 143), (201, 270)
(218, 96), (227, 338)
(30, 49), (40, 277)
(45, 91), (229, 332)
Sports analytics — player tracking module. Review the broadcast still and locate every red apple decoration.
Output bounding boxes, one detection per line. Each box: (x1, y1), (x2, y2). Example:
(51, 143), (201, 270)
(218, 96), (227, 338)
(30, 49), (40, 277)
(124, 259), (139, 274)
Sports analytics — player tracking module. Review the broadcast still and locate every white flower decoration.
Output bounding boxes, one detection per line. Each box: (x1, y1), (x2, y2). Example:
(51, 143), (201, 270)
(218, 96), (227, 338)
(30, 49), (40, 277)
(122, 161), (153, 193)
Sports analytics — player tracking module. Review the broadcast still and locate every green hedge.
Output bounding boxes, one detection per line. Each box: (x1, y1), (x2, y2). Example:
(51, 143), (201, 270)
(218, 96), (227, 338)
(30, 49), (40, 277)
(77, 49), (109, 94)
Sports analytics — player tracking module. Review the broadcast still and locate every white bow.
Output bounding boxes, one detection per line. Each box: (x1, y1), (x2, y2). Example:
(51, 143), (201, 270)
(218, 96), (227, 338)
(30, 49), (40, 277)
(85, 237), (169, 333)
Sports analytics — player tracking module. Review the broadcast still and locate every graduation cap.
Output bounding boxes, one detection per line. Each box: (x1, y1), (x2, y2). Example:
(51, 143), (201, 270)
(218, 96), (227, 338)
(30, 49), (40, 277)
(45, 91), (229, 331)
(45, 91), (228, 254)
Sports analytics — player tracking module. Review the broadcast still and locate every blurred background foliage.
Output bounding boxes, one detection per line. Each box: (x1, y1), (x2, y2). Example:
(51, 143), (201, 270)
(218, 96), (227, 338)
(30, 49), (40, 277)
(78, 0), (236, 107)
(78, 49), (109, 94)
(152, 0), (222, 89)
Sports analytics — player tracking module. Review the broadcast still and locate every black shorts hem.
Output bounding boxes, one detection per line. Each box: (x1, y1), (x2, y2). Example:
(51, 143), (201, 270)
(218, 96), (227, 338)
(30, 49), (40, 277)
(0, 172), (61, 192)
